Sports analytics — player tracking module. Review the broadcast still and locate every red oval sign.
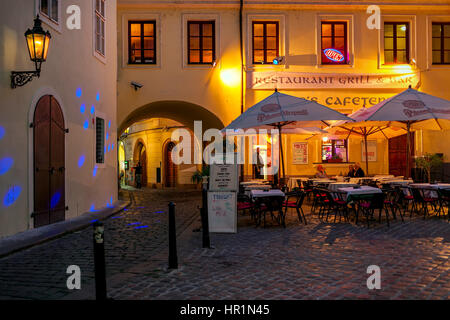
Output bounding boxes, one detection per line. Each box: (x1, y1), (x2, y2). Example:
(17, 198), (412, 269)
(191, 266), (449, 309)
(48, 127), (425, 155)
(323, 48), (344, 62)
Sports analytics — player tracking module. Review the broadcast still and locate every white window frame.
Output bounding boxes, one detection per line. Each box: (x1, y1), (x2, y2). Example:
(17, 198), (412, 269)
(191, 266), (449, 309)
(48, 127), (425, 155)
(35, 0), (62, 33)
(378, 15), (417, 70)
(93, 0), (107, 64)
(182, 13), (221, 69)
(426, 15), (450, 70)
(316, 13), (354, 69)
(121, 12), (161, 69)
(246, 13), (286, 70)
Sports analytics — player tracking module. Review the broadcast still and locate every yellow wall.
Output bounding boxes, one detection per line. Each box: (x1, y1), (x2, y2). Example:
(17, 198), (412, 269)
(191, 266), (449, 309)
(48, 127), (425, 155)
(116, 1), (450, 178)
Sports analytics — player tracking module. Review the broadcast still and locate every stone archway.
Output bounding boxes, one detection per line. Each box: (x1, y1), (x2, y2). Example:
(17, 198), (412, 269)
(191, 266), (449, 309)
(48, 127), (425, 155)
(133, 139), (148, 187)
(118, 100), (224, 136)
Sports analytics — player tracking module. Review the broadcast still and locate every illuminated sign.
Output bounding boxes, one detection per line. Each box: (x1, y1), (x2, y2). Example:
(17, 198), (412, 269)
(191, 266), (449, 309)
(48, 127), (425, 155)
(323, 48), (344, 62)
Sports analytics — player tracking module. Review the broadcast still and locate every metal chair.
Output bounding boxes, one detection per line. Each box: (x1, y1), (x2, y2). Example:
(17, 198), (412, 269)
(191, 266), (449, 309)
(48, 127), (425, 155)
(283, 190), (307, 225)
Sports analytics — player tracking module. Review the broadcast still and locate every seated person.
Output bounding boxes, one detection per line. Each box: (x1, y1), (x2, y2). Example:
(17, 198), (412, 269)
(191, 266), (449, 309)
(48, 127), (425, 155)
(315, 165), (329, 178)
(354, 162), (365, 177)
(347, 164), (355, 177)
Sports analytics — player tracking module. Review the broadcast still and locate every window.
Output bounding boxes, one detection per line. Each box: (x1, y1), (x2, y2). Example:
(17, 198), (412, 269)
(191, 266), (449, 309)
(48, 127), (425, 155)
(321, 21), (348, 65)
(40, 0), (59, 23)
(252, 21), (279, 64)
(322, 139), (348, 162)
(96, 117), (105, 164)
(432, 22), (450, 65)
(95, 0), (106, 56)
(188, 21), (215, 64)
(384, 22), (409, 64)
(128, 21), (156, 64)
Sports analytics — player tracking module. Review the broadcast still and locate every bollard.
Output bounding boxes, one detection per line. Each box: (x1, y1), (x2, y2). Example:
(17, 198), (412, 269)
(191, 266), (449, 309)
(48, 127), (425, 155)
(93, 221), (107, 300)
(201, 177), (211, 248)
(168, 202), (178, 269)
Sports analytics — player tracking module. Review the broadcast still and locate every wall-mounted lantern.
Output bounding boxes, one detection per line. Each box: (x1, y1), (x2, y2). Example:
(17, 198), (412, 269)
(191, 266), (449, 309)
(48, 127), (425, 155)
(11, 15), (51, 89)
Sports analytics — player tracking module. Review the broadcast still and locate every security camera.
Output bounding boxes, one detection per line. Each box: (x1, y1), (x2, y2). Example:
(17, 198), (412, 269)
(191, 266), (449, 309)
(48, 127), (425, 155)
(131, 81), (143, 91)
(272, 56), (285, 65)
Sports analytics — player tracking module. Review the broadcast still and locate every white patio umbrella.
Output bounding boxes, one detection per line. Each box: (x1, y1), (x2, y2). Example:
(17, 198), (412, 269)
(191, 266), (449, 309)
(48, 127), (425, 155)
(326, 105), (407, 175)
(355, 87), (450, 178)
(222, 90), (353, 182)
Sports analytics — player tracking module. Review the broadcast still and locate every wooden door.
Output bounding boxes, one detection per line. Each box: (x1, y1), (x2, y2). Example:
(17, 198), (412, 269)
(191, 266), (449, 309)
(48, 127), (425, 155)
(388, 133), (414, 177)
(34, 95), (65, 228)
(165, 142), (176, 187)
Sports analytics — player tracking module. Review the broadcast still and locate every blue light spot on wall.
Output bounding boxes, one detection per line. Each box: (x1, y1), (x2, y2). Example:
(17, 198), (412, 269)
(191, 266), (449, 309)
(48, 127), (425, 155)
(106, 133), (109, 140)
(108, 121), (111, 128)
(111, 143), (114, 150)
(134, 225), (149, 230)
(76, 88), (82, 98)
(93, 165), (98, 177)
(3, 186), (21, 207)
(89, 204), (97, 212)
(83, 120), (89, 130)
(0, 126), (5, 140)
(104, 145), (107, 154)
(78, 155), (85, 168)
(0, 157), (14, 175)
(80, 104), (86, 113)
(107, 144), (111, 152)
(96, 92), (100, 101)
(50, 192), (61, 209)
(90, 105), (95, 114)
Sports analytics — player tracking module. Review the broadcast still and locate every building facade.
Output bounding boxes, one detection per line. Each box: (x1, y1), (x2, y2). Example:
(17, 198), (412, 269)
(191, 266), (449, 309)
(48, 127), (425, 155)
(0, 0), (118, 238)
(117, 0), (450, 185)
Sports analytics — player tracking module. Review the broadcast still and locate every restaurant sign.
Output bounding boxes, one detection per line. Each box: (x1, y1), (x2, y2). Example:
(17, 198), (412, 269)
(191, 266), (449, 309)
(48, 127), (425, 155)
(247, 72), (420, 89)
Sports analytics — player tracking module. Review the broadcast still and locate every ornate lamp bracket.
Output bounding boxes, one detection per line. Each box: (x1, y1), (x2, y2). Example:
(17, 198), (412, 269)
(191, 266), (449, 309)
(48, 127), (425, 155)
(11, 70), (40, 89)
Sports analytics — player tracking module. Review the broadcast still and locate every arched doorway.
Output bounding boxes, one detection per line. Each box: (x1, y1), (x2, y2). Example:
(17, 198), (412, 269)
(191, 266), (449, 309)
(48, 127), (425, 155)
(133, 141), (148, 187)
(164, 141), (177, 187)
(33, 95), (66, 228)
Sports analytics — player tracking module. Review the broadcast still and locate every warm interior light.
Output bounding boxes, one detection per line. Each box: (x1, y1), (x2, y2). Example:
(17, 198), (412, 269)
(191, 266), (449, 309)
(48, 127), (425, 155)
(220, 68), (240, 87)
(322, 136), (329, 142)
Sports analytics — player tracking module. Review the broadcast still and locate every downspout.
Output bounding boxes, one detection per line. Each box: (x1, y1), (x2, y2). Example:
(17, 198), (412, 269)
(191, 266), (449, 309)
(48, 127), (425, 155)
(239, 0), (245, 181)
(240, 0), (244, 114)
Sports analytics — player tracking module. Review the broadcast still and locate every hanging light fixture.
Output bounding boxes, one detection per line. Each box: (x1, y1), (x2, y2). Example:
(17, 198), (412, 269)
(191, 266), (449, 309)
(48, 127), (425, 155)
(11, 15), (51, 88)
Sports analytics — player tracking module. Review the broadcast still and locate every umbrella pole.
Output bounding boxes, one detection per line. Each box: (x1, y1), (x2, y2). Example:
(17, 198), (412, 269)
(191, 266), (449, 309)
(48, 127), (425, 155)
(364, 133), (369, 176)
(277, 124), (286, 187)
(406, 122), (411, 179)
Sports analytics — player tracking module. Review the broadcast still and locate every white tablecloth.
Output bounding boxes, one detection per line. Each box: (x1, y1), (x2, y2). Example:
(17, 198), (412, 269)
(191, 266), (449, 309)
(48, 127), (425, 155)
(287, 177), (309, 190)
(310, 179), (335, 186)
(383, 179), (413, 185)
(244, 185), (271, 191)
(328, 182), (359, 192)
(348, 177), (373, 184)
(250, 190), (285, 198)
(338, 186), (382, 201)
(410, 183), (450, 190)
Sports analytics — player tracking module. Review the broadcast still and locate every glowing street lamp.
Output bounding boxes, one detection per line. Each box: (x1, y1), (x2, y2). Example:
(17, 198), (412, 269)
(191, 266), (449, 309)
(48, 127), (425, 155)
(11, 15), (51, 88)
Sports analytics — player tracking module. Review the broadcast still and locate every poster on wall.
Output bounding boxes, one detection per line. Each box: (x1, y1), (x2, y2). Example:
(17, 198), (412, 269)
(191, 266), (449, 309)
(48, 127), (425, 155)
(208, 192), (237, 233)
(292, 142), (308, 164)
(362, 140), (377, 162)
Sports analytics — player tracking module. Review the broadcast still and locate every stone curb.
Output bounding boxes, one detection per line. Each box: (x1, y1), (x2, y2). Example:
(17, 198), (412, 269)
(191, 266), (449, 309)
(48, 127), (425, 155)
(0, 197), (131, 258)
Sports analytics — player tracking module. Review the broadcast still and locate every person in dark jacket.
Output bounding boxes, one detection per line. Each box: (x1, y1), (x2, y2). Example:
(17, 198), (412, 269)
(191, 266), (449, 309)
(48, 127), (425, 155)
(347, 164), (355, 177)
(354, 162), (365, 177)
(134, 162), (143, 188)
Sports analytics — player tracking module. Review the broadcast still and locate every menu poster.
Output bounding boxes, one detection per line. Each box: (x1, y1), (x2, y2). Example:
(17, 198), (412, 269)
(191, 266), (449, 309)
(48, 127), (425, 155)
(207, 192), (237, 233)
(292, 142), (308, 164)
(209, 164), (238, 191)
(362, 140), (377, 162)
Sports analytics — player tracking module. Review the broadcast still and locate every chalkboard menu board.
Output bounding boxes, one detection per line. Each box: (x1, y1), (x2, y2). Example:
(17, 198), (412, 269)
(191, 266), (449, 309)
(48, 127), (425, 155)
(209, 164), (239, 191)
(208, 192), (237, 233)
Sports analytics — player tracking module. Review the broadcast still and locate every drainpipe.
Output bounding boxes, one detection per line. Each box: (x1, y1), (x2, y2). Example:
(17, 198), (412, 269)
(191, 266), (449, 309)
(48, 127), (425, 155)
(240, 0), (244, 114)
(239, 0), (245, 182)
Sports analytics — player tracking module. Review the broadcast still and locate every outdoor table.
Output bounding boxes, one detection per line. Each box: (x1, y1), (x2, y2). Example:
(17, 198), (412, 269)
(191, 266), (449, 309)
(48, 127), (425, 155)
(240, 180), (267, 186)
(328, 182), (359, 192)
(287, 177), (309, 190)
(249, 189), (285, 198)
(338, 186), (382, 202)
(309, 178), (335, 186)
(244, 185), (271, 191)
(349, 177), (373, 184)
(383, 179), (413, 186)
(409, 183), (450, 198)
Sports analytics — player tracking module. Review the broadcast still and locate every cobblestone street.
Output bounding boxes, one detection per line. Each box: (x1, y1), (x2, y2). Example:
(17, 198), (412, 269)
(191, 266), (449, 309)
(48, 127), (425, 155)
(0, 188), (449, 300)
